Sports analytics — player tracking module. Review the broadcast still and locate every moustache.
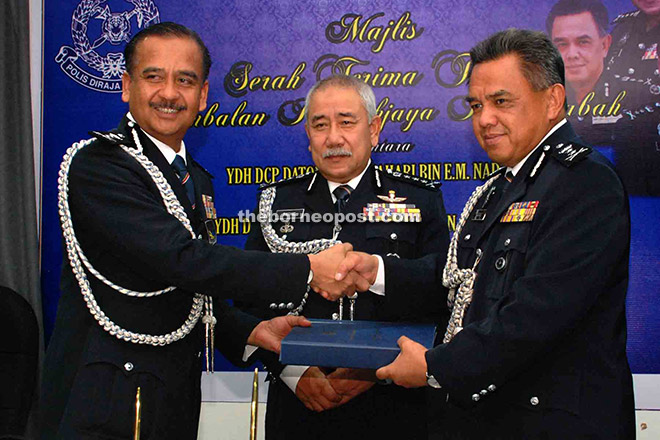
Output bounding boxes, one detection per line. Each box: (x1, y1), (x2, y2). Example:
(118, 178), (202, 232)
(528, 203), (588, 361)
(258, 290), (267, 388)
(323, 149), (353, 158)
(150, 102), (187, 112)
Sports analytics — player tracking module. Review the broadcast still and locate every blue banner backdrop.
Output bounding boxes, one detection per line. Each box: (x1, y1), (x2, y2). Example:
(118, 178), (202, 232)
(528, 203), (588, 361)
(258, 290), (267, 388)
(42, 0), (659, 387)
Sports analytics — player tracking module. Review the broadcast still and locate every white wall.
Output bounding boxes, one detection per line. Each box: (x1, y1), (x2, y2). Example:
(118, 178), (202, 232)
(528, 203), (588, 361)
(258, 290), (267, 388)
(199, 372), (660, 439)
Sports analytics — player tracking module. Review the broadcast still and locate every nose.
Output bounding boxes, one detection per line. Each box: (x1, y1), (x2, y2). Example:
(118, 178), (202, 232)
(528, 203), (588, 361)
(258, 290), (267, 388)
(326, 122), (344, 148)
(565, 43), (579, 59)
(477, 103), (497, 129)
(159, 77), (179, 101)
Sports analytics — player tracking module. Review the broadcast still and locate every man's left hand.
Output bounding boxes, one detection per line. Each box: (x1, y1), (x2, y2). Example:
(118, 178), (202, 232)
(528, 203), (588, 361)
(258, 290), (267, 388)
(376, 336), (428, 388)
(327, 367), (376, 405)
(247, 315), (311, 354)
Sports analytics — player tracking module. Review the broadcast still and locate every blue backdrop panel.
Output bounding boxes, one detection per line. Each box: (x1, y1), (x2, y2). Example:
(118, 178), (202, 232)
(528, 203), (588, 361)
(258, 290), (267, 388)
(42, 0), (659, 383)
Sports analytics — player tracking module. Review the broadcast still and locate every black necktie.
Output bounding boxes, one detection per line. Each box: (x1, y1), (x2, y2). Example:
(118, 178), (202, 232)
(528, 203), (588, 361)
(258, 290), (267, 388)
(171, 155), (196, 209)
(333, 184), (353, 213)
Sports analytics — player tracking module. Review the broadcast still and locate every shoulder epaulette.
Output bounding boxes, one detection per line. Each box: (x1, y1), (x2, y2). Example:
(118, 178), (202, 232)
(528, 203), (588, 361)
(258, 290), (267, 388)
(190, 158), (214, 179)
(378, 166), (441, 190)
(547, 141), (592, 167)
(259, 170), (316, 190)
(88, 129), (134, 148)
(612, 10), (640, 25)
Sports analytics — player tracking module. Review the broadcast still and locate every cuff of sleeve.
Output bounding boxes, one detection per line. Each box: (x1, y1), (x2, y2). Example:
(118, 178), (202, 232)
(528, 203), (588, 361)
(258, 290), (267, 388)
(280, 365), (310, 393)
(370, 254), (385, 296)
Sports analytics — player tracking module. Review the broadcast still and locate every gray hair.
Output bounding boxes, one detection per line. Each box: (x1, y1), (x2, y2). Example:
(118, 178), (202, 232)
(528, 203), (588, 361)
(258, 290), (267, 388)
(467, 28), (565, 91)
(304, 74), (377, 124)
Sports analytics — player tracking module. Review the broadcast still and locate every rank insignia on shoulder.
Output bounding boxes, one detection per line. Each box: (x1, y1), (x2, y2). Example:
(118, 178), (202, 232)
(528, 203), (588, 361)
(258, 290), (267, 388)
(89, 130), (128, 146)
(612, 10), (640, 24)
(202, 194), (217, 219)
(500, 201), (539, 223)
(259, 171), (316, 190)
(379, 167), (440, 190)
(377, 190), (407, 203)
(549, 142), (592, 167)
(363, 201), (421, 223)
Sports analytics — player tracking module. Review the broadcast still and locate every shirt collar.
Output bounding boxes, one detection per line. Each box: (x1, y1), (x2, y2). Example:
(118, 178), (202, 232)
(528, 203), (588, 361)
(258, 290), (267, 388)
(327, 159), (371, 203)
(127, 112), (187, 165)
(508, 118), (566, 177)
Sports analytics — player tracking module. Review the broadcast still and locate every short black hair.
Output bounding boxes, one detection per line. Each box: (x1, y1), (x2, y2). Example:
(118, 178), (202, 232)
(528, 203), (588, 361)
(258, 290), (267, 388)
(546, 0), (609, 37)
(124, 22), (212, 81)
(468, 28), (565, 91)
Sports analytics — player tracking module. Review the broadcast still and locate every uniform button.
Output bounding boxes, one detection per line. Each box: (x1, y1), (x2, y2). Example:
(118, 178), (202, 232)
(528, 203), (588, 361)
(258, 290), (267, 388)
(269, 303), (277, 310)
(332, 313), (340, 320)
(198, 234), (203, 239)
(495, 256), (507, 271)
(655, 69), (660, 76)
(628, 68), (635, 75)
(197, 351), (202, 358)
(530, 396), (539, 406)
(504, 238), (511, 247)
(639, 43), (646, 50)
(278, 303), (286, 310)
(128, 121), (135, 127)
(464, 234), (471, 241)
(480, 389), (488, 396)
(286, 302), (294, 310)
(488, 384), (496, 392)
(543, 144), (551, 152)
(124, 362), (134, 372)
(471, 393), (481, 402)
(390, 232), (398, 240)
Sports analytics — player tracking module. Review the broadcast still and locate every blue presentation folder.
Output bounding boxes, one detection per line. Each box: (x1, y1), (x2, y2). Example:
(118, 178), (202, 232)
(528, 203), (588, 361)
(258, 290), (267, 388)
(280, 319), (437, 369)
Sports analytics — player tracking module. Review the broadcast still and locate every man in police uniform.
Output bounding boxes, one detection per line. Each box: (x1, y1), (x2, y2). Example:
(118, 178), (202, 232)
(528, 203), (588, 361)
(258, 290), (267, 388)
(373, 29), (634, 439)
(606, 0), (660, 195)
(40, 23), (363, 440)
(547, 0), (621, 146)
(223, 75), (449, 440)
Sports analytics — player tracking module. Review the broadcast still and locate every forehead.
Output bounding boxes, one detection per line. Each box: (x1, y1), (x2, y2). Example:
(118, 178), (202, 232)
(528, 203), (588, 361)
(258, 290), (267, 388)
(468, 54), (531, 96)
(552, 12), (600, 37)
(308, 85), (365, 114)
(133, 35), (203, 69)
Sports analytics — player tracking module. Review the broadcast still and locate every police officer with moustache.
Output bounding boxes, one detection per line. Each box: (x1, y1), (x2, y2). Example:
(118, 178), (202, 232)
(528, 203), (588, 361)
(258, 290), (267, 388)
(220, 75), (449, 440)
(40, 23), (365, 440)
(344, 30), (634, 439)
(606, 0), (660, 195)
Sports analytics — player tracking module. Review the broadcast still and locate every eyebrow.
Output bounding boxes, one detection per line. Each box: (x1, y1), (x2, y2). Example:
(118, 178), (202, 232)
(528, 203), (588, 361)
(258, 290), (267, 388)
(310, 114), (328, 124)
(553, 34), (593, 42)
(465, 90), (512, 103)
(140, 67), (199, 80)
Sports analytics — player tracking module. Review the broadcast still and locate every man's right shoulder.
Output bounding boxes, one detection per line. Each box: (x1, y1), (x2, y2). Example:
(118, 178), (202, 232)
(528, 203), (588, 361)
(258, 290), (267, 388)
(258, 170), (317, 192)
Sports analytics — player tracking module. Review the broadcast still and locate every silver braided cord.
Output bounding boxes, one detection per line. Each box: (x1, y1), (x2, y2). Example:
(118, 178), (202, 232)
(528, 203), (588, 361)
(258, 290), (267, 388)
(259, 186), (340, 254)
(57, 132), (208, 346)
(442, 174), (500, 343)
(258, 185), (340, 315)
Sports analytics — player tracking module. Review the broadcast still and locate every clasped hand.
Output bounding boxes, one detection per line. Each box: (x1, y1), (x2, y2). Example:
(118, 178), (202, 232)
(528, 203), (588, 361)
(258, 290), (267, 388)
(295, 367), (377, 412)
(308, 246), (380, 301)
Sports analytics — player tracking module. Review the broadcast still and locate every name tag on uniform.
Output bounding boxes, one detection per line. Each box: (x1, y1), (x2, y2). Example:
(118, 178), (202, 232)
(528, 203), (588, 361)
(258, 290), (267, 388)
(500, 201), (539, 223)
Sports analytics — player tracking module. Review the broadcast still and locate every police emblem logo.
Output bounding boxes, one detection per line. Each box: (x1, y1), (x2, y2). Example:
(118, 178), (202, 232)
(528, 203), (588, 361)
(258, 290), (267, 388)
(55, 0), (160, 93)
